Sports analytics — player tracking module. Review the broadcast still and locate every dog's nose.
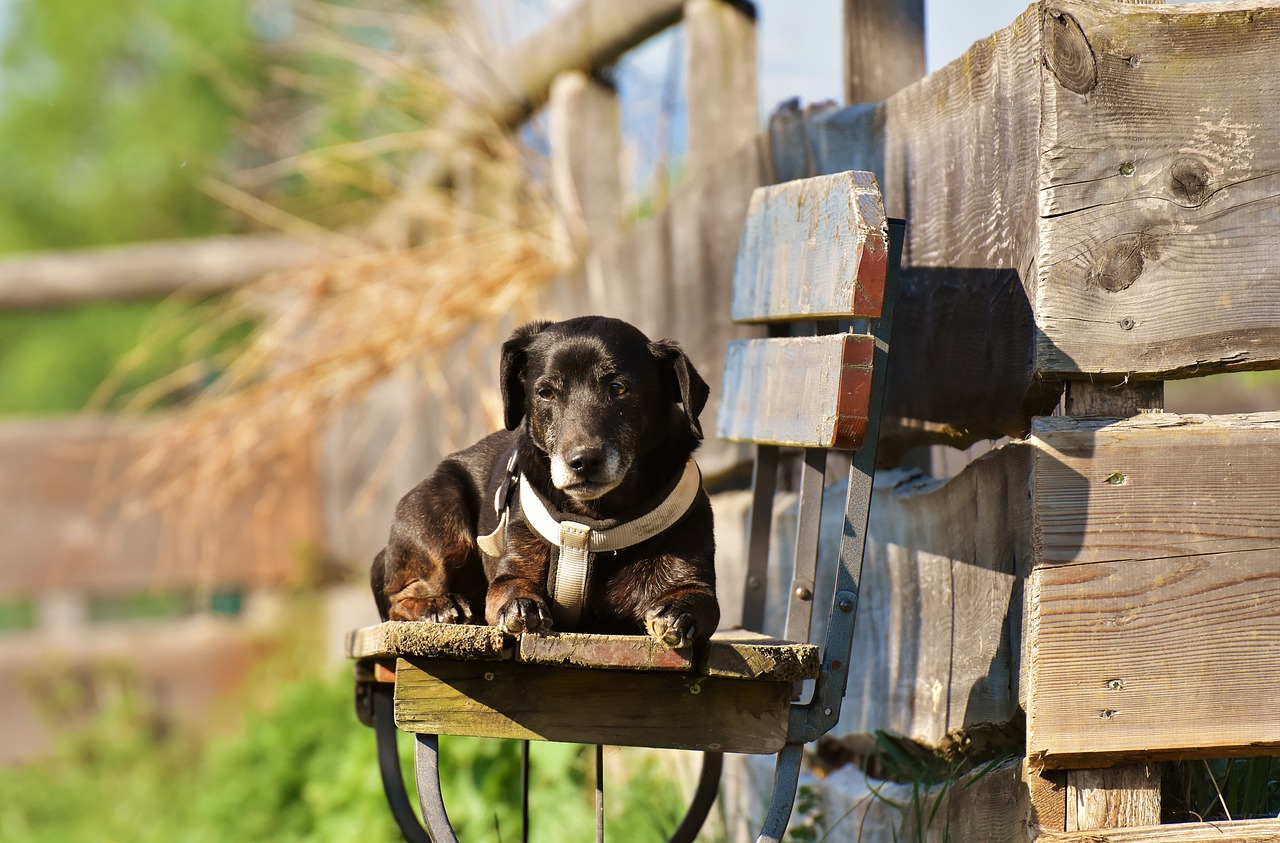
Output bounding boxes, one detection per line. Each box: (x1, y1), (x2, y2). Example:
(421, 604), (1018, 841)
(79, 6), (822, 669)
(566, 447), (604, 477)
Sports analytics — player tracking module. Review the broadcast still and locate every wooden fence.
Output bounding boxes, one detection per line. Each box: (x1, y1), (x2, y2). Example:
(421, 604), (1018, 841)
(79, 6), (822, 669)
(4, 0), (1280, 840)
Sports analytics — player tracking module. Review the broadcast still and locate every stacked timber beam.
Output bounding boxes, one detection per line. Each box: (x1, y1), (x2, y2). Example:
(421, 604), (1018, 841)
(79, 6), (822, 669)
(771, 1), (1280, 840)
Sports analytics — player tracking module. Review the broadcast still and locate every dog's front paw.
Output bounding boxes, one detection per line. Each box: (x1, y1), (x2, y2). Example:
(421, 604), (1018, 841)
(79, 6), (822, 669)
(390, 592), (475, 624)
(494, 597), (552, 635)
(645, 605), (698, 650)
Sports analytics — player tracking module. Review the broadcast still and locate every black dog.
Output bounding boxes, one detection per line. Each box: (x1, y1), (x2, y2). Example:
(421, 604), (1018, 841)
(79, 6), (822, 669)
(370, 316), (719, 649)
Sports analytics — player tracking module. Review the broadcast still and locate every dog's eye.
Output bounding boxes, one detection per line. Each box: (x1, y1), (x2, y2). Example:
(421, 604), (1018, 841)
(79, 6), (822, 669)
(608, 382), (628, 397)
(537, 387), (556, 401)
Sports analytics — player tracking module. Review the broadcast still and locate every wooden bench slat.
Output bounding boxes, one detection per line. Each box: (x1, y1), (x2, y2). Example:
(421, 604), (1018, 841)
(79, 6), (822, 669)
(518, 627), (819, 681)
(349, 622), (820, 682)
(393, 658), (792, 753)
(717, 333), (874, 448)
(730, 170), (888, 322)
(346, 621), (509, 661)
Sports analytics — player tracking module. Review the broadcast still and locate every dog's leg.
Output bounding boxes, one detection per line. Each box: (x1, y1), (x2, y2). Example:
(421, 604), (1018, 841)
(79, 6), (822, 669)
(484, 523), (554, 634)
(376, 462), (487, 624)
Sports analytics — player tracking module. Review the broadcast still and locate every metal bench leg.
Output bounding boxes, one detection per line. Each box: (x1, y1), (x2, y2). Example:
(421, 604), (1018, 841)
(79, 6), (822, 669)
(371, 683), (433, 843)
(755, 743), (805, 843)
(415, 733), (461, 843)
(521, 740), (530, 843)
(669, 752), (724, 843)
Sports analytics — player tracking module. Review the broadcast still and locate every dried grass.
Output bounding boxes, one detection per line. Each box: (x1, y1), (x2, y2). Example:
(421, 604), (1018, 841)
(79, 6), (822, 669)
(107, 0), (575, 579)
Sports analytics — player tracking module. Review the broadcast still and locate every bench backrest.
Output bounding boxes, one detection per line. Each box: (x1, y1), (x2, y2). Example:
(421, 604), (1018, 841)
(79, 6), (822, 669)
(717, 171), (903, 655)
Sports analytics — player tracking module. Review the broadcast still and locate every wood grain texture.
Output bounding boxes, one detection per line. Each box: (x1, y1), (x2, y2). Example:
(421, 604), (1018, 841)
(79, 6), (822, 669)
(842, 0), (924, 104)
(1036, 0), (1280, 378)
(1067, 766), (1161, 831)
(392, 658), (791, 752)
(517, 628), (820, 681)
(0, 419), (321, 597)
(808, 444), (1031, 750)
(548, 70), (623, 253)
(807, 4), (1055, 444)
(1026, 547), (1280, 766)
(1040, 818), (1280, 843)
(718, 334), (875, 449)
(730, 171), (888, 322)
(898, 759), (1031, 843)
(1063, 380), (1164, 416)
(345, 621), (509, 661)
(1031, 412), (1280, 565)
(775, 0), (1280, 444)
(348, 622), (819, 681)
(684, 0), (758, 176)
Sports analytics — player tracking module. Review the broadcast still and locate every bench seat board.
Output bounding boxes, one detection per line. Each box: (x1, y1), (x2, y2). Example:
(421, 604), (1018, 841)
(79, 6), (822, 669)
(348, 622), (820, 682)
(346, 621), (509, 661)
(393, 658), (793, 753)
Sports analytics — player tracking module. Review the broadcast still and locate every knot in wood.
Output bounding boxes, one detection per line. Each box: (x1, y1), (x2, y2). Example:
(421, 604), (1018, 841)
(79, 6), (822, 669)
(1088, 231), (1162, 293)
(1045, 9), (1098, 94)
(1169, 157), (1212, 207)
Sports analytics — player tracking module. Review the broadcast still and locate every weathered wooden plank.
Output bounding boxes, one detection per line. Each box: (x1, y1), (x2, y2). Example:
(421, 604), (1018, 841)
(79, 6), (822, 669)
(393, 658), (791, 753)
(1026, 547), (1280, 767)
(805, 444), (1031, 751)
(684, 0), (758, 176)
(0, 419), (321, 596)
(0, 234), (324, 308)
(817, 759), (1030, 843)
(1028, 765), (1069, 833)
(718, 334), (875, 449)
(349, 623), (820, 682)
(842, 0), (924, 104)
(1040, 818), (1280, 843)
(1036, 0), (1280, 378)
(1067, 766), (1161, 831)
(1063, 380), (1164, 416)
(808, 4), (1053, 445)
(548, 70), (624, 253)
(345, 621), (509, 661)
(784, 0), (1280, 444)
(517, 628), (819, 681)
(1032, 412), (1280, 565)
(730, 171), (888, 322)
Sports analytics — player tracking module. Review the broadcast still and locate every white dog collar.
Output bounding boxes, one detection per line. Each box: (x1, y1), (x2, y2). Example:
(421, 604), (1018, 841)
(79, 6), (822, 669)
(477, 457), (702, 628)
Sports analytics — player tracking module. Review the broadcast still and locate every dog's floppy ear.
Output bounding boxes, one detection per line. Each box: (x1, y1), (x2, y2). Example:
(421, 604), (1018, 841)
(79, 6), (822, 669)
(501, 320), (550, 430)
(649, 339), (710, 439)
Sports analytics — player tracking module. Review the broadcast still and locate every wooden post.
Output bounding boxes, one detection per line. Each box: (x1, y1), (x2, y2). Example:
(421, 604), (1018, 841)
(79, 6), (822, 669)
(1058, 381), (1162, 831)
(842, 0), (925, 103)
(548, 70), (625, 254)
(1067, 767), (1162, 832)
(684, 0), (758, 176)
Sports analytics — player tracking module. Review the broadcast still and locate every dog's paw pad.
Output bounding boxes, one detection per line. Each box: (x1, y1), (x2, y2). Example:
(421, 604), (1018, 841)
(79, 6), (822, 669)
(495, 598), (551, 635)
(390, 593), (475, 624)
(645, 606), (697, 650)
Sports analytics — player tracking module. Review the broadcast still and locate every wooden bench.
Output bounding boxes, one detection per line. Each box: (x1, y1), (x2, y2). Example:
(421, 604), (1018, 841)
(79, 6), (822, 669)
(348, 169), (904, 842)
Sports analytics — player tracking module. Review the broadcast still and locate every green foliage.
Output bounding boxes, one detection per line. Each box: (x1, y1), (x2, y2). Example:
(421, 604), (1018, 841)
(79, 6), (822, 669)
(0, 638), (697, 842)
(0, 297), (253, 416)
(0, 0), (266, 252)
(1165, 757), (1280, 823)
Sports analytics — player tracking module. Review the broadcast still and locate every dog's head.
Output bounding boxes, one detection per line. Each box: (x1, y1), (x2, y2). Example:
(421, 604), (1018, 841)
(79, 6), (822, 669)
(501, 316), (709, 502)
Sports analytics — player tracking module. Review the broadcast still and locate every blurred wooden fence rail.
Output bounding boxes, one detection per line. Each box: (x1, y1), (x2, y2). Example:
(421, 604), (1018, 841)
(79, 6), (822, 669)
(5, 0), (1280, 840)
